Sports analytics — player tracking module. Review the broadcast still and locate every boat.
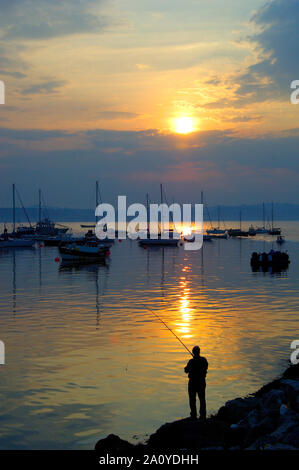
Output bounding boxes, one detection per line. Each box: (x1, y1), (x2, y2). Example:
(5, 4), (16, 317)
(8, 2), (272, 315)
(206, 206), (227, 236)
(203, 234), (213, 241)
(228, 228), (249, 237)
(250, 250), (290, 271)
(267, 202), (281, 235)
(248, 225), (257, 236)
(206, 228), (227, 235)
(276, 235), (285, 244)
(255, 227), (268, 234)
(13, 225), (36, 238)
(0, 237), (35, 248)
(80, 224), (96, 228)
(59, 241), (111, 262)
(268, 227), (281, 235)
(139, 185), (179, 247)
(205, 231), (228, 239)
(43, 234), (83, 247)
(0, 185), (35, 248)
(255, 203), (268, 234)
(35, 218), (68, 237)
(228, 210), (249, 237)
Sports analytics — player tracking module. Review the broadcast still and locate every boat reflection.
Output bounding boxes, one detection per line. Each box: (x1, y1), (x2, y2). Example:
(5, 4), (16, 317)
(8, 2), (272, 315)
(58, 260), (109, 327)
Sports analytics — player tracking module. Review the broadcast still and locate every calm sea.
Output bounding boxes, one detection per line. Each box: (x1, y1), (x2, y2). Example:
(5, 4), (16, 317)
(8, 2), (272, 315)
(0, 221), (298, 449)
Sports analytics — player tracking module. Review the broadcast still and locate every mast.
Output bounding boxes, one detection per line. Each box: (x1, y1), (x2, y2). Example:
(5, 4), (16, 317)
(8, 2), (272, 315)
(12, 183), (16, 233)
(262, 202), (265, 228)
(95, 181), (99, 223)
(239, 210), (242, 231)
(38, 189), (42, 224)
(218, 205), (220, 229)
(160, 183), (163, 233)
(146, 193), (149, 233)
(271, 202), (274, 231)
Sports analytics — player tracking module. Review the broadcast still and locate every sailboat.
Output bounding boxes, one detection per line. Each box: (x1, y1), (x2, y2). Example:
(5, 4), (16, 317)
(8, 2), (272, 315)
(35, 189), (69, 238)
(267, 202), (281, 235)
(79, 182), (114, 240)
(0, 184), (35, 248)
(206, 206), (227, 236)
(139, 184), (179, 247)
(255, 203), (268, 234)
(228, 210), (249, 237)
(183, 191), (212, 242)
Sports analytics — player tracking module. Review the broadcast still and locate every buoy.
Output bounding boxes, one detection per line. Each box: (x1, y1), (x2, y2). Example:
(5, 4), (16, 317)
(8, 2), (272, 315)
(119, 239), (122, 243)
(107, 250), (111, 256)
(143, 246), (147, 250)
(40, 244), (43, 248)
(55, 257), (60, 262)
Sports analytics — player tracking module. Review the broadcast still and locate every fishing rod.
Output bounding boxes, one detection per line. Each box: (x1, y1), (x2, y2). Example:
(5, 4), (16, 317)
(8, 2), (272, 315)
(141, 303), (193, 356)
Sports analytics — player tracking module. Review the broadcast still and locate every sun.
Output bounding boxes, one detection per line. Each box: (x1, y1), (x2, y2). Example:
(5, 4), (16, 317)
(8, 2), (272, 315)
(173, 116), (196, 135)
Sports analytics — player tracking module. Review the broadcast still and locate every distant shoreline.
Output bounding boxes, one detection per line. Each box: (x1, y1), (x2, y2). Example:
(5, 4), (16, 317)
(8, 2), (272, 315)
(0, 203), (299, 223)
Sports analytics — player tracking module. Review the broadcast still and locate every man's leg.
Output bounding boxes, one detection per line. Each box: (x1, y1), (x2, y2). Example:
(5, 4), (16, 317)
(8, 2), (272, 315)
(188, 382), (197, 418)
(198, 382), (206, 420)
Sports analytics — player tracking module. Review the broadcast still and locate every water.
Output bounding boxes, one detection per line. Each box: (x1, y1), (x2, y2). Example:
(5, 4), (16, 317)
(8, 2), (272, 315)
(0, 221), (298, 449)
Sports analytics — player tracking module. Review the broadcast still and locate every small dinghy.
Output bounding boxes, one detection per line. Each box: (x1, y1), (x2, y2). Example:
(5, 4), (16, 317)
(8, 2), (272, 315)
(59, 241), (111, 261)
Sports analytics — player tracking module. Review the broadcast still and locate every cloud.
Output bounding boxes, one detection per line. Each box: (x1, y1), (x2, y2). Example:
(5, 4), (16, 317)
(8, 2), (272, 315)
(0, 43), (28, 79)
(0, 0), (107, 40)
(236, 0), (299, 102)
(21, 80), (67, 95)
(226, 115), (263, 123)
(0, 69), (26, 79)
(0, 126), (298, 206)
(97, 111), (140, 120)
(199, 0), (299, 109)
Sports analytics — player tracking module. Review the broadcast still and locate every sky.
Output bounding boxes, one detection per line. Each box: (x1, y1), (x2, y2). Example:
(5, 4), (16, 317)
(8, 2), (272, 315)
(0, 0), (298, 208)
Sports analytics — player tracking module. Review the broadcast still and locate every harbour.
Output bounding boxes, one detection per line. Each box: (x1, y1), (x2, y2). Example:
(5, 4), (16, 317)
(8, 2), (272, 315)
(0, 220), (298, 449)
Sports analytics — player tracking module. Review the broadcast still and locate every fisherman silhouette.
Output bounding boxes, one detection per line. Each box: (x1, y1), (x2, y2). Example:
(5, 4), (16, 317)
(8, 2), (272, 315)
(184, 346), (208, 420)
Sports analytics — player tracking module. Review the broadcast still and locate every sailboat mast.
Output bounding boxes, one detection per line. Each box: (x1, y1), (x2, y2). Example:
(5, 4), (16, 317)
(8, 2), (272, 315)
(240, 210), (242, 231)
(271, 202), (274, 231)
(146, 193), (149, 232)
(160, 183), (163, 233)
(38, 189), (42, 224)
(263, 202), (265, 228)
(96, 181), (99, 223)
(12, 183), (16, 233)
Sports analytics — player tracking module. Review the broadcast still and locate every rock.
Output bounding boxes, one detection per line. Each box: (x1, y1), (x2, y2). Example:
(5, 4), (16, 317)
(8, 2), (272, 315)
(271, 412), (299, 446)
(216, 396), (259, 424)
(281, 379), (299, 394)
(147, 417), (230, 449)
(95, 364), (299, 452)
(261, 388), (285, 409)
(242, 410), (280, 448)
(282, 363), (299, 380)
(95, 434), (136, 455)
(247, 440), (297, 450)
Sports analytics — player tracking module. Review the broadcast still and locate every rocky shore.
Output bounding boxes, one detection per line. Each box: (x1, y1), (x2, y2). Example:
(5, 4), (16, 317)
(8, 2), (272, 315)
(95, 363), (299, 453)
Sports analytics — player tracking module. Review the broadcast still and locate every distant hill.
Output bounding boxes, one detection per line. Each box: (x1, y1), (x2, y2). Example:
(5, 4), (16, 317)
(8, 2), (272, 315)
(0, 203), (298, 223)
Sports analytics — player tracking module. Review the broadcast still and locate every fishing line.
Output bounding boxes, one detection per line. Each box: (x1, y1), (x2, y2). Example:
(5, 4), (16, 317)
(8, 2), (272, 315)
(140, 303), (193, 356)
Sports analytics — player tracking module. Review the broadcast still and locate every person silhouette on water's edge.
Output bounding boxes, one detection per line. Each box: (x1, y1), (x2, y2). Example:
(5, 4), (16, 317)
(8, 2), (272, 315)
(184, 346), (208, 420)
